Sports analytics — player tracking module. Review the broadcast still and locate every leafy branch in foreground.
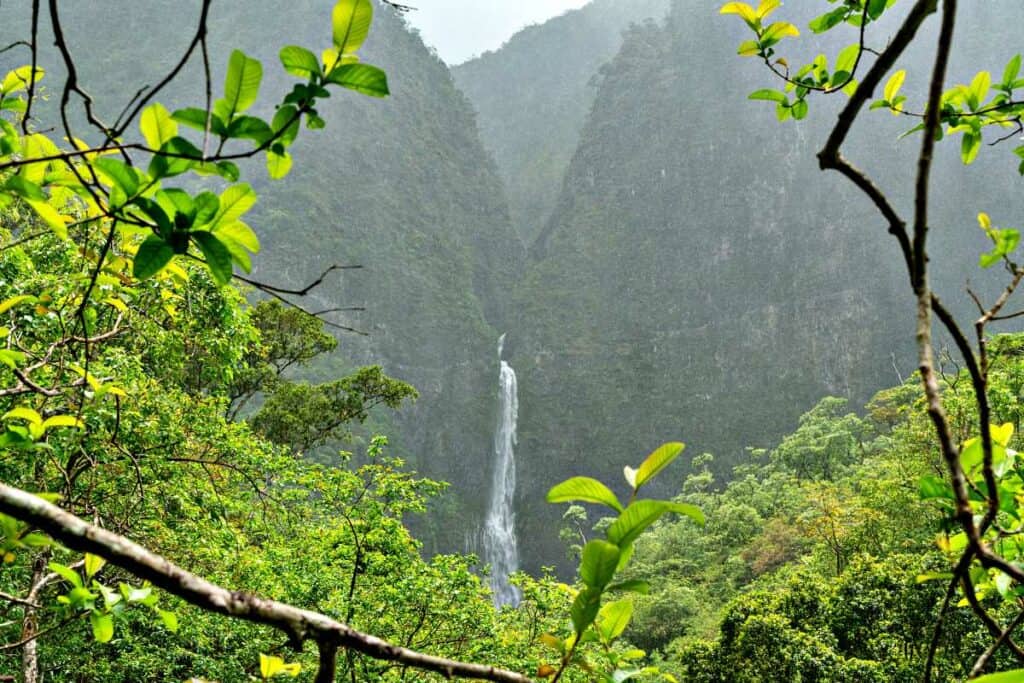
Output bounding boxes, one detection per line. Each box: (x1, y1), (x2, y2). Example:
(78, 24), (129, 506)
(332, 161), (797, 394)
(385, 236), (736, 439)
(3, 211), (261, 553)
(544, 442), (702, 682)
(0, 482), (532, 683)
(722, 0), (1024, 678)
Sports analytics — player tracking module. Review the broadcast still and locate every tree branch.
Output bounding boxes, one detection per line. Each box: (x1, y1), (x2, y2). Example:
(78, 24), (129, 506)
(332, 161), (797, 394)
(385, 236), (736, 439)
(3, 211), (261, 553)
(0, 483), (532, 683)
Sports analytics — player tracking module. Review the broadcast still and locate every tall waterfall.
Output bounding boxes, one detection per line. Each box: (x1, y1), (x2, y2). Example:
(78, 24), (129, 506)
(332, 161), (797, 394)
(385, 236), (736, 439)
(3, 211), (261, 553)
(482, 334), (521, 606)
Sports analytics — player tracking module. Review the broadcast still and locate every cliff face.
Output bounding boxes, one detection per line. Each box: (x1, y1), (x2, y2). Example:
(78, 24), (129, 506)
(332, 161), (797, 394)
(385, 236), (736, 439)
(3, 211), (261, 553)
(498, 0), (1023, 569)
(453, 0), (670, 245)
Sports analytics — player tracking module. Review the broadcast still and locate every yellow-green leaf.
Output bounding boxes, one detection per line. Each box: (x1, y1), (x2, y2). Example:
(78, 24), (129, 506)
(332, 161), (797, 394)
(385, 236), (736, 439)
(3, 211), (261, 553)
(26, 199), (69, 239)
(332, 0), (373, 54)
(139, 103), (178, 150)
(755, 0), (780, 19)
(884, 70), (906, 103)
(0, 295), (37, 315)
(84, 553), (106, 579)
(40, 415), (84, 432)
(634, 442), (685, 490)
(209, 184), (257, 231)
(720, 2), (757, 25)
(993, 422), (1015, 447)
(260, 654), (302, 678)
(598, 599), (633, 642)
(1, 66), (44, 95)
(3, 407), (42, 425)
(761, 21), (800, 43)
(546, 477), (623, 512)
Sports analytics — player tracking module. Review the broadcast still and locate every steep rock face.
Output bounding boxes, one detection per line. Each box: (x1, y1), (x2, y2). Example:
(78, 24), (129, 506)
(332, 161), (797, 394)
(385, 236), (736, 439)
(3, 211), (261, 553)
(504, 0), (1023, 570)
(453, 0), (670, 244)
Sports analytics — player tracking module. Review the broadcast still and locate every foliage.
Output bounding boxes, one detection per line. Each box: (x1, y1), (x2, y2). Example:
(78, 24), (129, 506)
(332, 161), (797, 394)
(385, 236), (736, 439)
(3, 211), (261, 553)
(544, 442), (701, 681)
(716, 0), (1024, 675)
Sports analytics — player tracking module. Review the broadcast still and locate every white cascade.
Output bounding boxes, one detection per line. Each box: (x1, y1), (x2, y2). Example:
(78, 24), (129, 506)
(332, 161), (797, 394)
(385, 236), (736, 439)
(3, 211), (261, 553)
(482, 334), (521, 607)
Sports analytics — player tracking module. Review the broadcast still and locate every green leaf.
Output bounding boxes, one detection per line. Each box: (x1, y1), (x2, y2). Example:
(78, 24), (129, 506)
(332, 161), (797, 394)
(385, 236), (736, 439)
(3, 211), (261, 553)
(968, 70), (992, 110)
(961, 131), (981, 165)
(667, 501), (705, 526)
(26, 199), (68, 239)
(267, 150), (293, 179)
(332, 0), (373, 54)
(792, 99), (809, 119)
(40, 415), (84, 432)
(227, 116), (273, 143)
(3, 175), (45, 201)
(209, 184), (257, 231)
(607, 500), (702, 549)
(760, 21), (799, 45)
(140, 103), (178, 150)
(809, 8), (848, 34)
(192, 232), (234, 285)
(171, 107), (227, 137)
(736, 39), (760, 57)
(0, 350), (25, 369)
(84, 553), (105, 579)
(1, 66), (44, 94)
(634, 442), (685, 490)
(223, 50), (263, 117)
(833, 44), (859, 77)
(0, 295), (37, 315)
(918, 475), (954, 500)
(867, 0), (887, 20)
(193, 192), (220, 227)
(960, 437), (983, 472)
(158, 609), (179, 632)
(4, 407), (42, 425)
(271, 106), (301, 146)
(325, 63), (389, 98)
(579, 540), (620, 589)
(133, 235), (174, 280)
(1003, 55), (1022, 88)
(90, 611), (114, 643)
(94, 157), (141, 197)
(150, 136), (205, 179)
(748, 88), (787, 104)
(546, 477), (623, 512)
(48, 561), (83, 589)
(598, 599), (633, 642)
(280, 46), (322, 79)
(884, 70), (906, 103)
(570, 587), (601, 635)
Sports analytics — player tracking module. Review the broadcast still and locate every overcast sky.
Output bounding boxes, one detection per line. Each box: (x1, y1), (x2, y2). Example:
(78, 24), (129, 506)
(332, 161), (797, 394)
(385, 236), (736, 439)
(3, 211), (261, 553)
(403, 0), (591, 65)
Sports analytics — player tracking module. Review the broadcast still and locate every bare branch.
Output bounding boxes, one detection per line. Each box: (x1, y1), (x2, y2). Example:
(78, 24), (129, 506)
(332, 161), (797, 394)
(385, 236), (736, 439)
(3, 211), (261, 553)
(0, 483), (532, 683)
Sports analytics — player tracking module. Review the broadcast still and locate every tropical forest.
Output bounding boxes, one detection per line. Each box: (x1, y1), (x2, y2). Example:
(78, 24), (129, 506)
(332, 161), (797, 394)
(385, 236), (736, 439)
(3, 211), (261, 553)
(1, 0), (1024, 680)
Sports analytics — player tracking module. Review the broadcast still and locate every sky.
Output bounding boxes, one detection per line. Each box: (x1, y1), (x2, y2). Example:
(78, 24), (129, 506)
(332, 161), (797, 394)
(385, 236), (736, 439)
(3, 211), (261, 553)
(402, 0), (591, 65)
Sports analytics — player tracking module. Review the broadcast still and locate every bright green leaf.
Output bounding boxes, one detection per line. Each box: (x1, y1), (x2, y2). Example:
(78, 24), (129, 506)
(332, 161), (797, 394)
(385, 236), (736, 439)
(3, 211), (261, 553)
(634, 442), (685, 490)
(579, 539), (620, 589)
(133, 235), (175, 280)
(546, 477), (623, 512)
(325, 63), (389, 98)
(223, 50), (263, 117)
(332, 0), (373, 54)
(90, 611), (114, 643)
(280, 46), (322, 79)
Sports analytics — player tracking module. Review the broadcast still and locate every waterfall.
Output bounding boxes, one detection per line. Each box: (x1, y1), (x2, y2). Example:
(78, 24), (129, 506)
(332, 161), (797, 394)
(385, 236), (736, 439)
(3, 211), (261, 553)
(482, 333), (521, 607)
